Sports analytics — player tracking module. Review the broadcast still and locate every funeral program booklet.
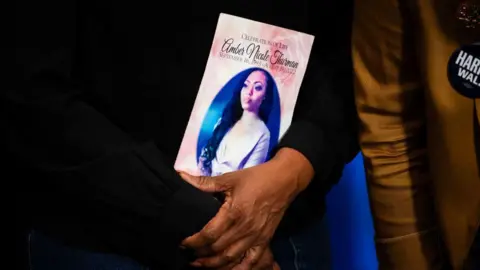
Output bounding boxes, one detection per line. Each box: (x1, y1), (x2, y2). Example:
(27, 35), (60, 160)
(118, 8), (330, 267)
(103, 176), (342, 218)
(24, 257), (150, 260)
(174, 13), (315, 177)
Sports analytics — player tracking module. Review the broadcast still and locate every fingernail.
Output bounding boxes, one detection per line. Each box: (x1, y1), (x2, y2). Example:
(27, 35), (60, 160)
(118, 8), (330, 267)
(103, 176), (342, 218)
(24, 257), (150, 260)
(179, 245), (186, 250)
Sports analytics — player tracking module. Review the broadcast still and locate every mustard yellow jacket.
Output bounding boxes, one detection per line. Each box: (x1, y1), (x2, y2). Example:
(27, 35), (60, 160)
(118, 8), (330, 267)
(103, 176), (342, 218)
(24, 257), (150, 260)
(352, 0), (480, 269)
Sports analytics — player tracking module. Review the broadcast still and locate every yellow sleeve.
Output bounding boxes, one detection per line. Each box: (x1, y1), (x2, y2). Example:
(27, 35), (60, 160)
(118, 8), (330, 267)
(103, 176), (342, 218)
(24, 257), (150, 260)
(352, 0), (448, 269)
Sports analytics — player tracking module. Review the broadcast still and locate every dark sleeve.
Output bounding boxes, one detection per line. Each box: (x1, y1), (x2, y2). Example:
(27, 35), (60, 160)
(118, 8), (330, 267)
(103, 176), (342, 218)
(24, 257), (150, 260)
(276, 0), (359, 189)
(12, 0), (219, 267)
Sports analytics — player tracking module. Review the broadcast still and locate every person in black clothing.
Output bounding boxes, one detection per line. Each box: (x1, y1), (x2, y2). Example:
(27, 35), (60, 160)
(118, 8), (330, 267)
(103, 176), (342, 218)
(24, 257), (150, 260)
(12, 0), (358, 269)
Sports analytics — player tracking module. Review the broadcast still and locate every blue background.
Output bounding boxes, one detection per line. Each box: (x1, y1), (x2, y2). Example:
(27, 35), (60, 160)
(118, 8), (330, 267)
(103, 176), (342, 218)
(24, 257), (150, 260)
(326, 153), (378, 270)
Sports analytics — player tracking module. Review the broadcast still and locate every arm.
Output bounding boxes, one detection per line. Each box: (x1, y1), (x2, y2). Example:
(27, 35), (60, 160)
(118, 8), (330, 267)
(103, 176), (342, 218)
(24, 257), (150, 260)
(275, 0), (359, 193)
(176, 2), (359, 262)
(352, 0), (446, 269)
(243, 132), (270, 169)
(12, 0), (219, 267)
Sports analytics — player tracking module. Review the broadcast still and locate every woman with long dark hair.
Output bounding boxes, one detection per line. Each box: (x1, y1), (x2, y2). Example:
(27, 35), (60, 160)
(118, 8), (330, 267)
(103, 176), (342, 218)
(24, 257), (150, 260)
(198, 67), (276, 176)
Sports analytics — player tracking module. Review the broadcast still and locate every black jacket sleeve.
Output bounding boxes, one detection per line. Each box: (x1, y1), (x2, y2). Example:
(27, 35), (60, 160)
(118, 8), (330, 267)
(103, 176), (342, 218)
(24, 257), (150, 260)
(275, 0), (359, 229)
(278, 0), (358, 189)
(12, 0), (220, 267)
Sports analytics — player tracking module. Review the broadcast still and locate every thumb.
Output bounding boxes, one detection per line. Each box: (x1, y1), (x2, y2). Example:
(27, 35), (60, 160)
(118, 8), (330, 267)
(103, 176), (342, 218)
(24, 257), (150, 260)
(178, 171), (225, 193)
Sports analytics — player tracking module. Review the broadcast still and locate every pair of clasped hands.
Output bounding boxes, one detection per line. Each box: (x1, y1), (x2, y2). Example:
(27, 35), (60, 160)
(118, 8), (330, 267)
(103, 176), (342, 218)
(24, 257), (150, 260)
(177, 148), (314, 270)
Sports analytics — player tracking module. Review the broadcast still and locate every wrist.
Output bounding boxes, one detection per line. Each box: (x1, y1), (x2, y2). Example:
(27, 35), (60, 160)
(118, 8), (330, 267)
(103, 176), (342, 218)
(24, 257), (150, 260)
(271, 147), (314, 194)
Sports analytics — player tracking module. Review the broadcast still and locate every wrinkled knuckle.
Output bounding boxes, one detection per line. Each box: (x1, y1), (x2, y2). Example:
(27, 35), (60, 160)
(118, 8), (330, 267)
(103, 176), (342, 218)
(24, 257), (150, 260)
(210, 242), (223, 253)
(222, 252), (237, 263)
(218, 181), (229, 190)
(201, 229), (217, 242)
(198, 176), (209, 185)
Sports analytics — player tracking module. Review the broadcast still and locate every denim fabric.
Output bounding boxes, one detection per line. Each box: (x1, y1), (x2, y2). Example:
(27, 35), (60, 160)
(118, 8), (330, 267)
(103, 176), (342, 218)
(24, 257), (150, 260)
(271, 216), (331, 270)
(27, 230), (149, 270)
(24, 217), (331, 270)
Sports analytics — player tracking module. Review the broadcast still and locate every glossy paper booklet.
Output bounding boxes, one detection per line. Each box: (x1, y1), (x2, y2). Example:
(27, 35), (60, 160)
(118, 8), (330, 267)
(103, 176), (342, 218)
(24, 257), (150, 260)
(174, 13), (315, 177)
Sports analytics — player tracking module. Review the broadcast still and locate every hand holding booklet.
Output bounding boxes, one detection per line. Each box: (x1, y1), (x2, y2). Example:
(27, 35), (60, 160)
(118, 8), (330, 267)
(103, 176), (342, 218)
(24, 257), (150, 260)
(174, 13), (316, 269)
(175, 13), (314, 178)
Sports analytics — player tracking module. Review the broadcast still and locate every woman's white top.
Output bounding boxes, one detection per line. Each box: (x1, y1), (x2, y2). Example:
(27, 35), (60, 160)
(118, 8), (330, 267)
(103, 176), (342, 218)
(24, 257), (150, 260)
(210, 120), (270, 176)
